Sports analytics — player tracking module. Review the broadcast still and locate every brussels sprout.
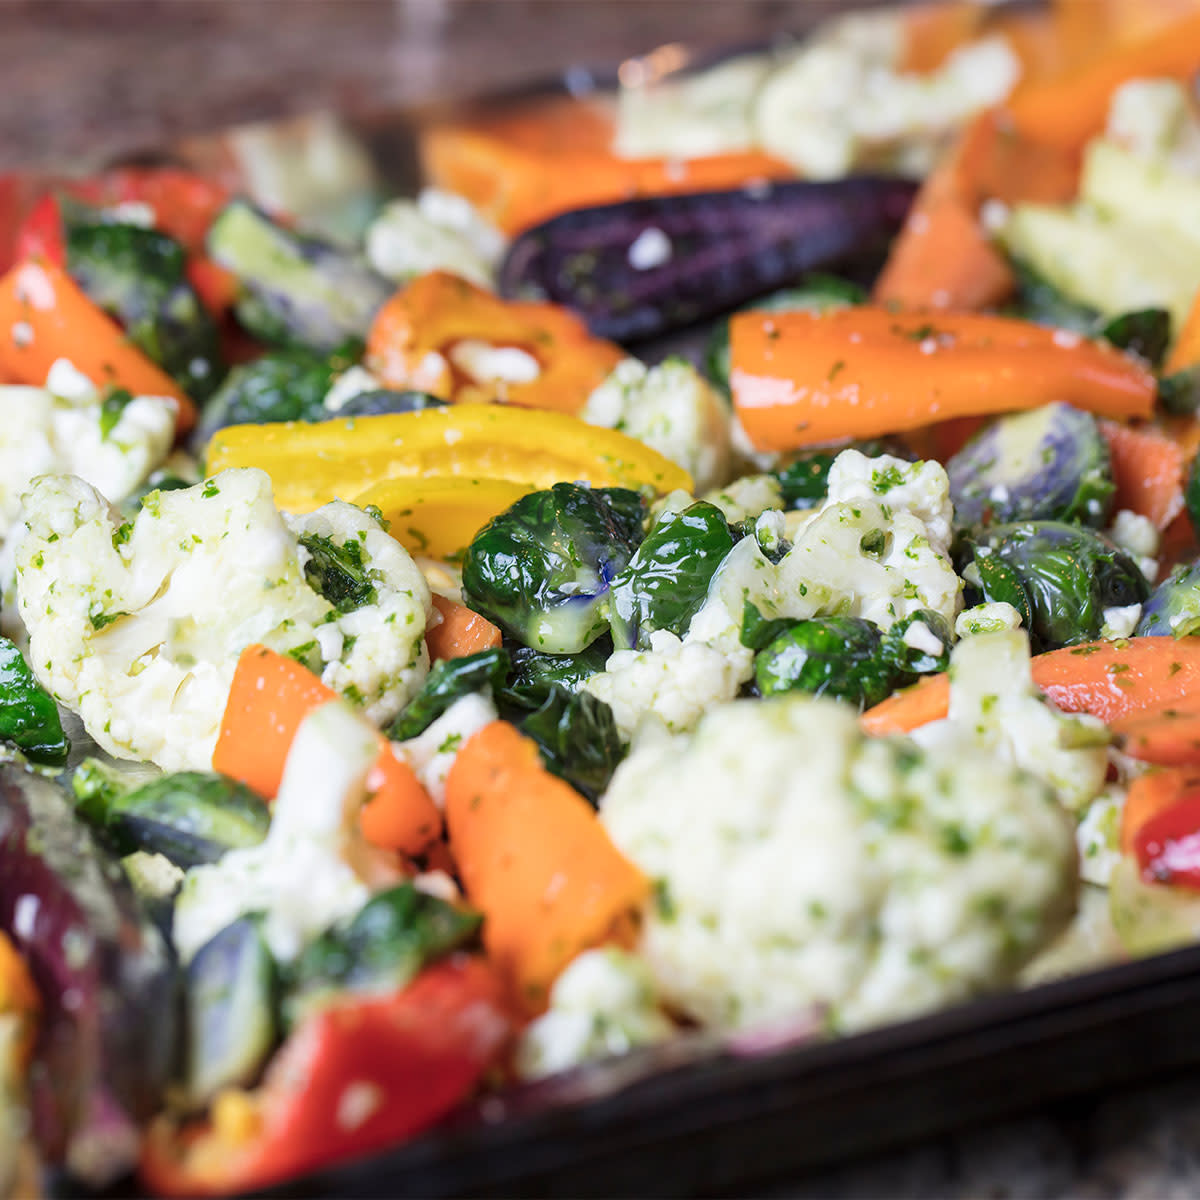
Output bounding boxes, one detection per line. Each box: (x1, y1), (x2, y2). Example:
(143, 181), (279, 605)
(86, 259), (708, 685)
(753, 617), (896, 708)
(506, 639), (614, 692)
(773, 439), (907, 510)
(389, 648), (510, 740)
(496, 681), (625, 803)
(607, 501), (734, 651)
(704, 274), (865, 394)
(881, 610), (952, 676)
(1096, 309), (1171, 367)
(970, 521), (1149, 650)
(66, 220), (224, 401)
(1136, 559), (1200, 638)
(461, 483), (646, 653)
(206, 200), (393, 352)
(0, 635), (67, 765)
(947, 403), (1115, 530)
(1187, 452), (1200, 537)
(1159, 366), (1200, 418)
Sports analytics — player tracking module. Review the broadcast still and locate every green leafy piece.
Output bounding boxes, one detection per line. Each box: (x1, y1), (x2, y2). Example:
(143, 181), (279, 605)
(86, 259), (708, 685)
(607, 501), (734, 651)
(1095, 308), (1171, 367)
(497, 681), (625, 803)
(98, 386), (134, 440)
(299, 531), (377, 613)
(0, 636), (68, 765)
(206, 199), (392, 353)
(971, 521), (1148, 651)
(461, 483), (646, 654)
(753, 617), (896, 709)
(66, 220), (223, 401)
(389, 647), (510, 741)
(506, 639), (613, 692)
(1159, 366), (1200, 418)
(1187, 452), (1200, 538)
(740, 599), (802, 652)
(773, 439), (900, 511)
(284, 883), (481, 1028)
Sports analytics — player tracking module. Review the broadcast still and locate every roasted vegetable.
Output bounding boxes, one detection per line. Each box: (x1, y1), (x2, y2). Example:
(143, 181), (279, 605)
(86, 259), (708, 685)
(704, 275), (866, 394)
(460, 483), (646, 653)
(0, 766), (175, 1184)
(497, 681), (625, 802)
(606, 501), (734, 651)
(389, 648), (510, 741)
(206, 200), (393, 352)
(506, 639), (613, 693)
(283, 883), (481, 1029)
(65, 220), (224, 401)
(947, 403), (1115, 530)
(1098, 309), (1172, 367)
(0, 636), (68, 765)
(969, 521), (1149, 650)
(497, 177), (916, 342)
(1137, 560), (1200, 638)
(1159, 366), (1200, 418)
(183, 916), (278, 1106)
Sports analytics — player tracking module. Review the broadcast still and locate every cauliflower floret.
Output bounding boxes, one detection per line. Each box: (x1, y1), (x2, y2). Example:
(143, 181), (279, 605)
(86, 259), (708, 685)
(1108, 508), (1160, 581)
(1106, 78), (1200, 174)
(701, 474), (784, 525)
(601, 695), (1077, 1033)
(1076, 785), (1124, 888)
(391, 692), (497, 808)
(825, 450), (954, 552)
(912, 631), (1109, 813)
(0, 359), (173, 540)
(13, 468), (430, 770)
(175, 700), (399, 962)
(365, 188), (504, 288)
(515, 947), (673, 1080)
(582, 358), (732, 493)
(955, 601), (1023, 639)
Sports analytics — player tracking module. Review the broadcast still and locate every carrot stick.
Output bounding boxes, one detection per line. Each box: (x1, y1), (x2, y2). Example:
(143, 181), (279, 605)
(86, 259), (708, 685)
(0, 259), (195, 434)
(1120, 766), (1200, 855)
(862, 637), (1200, 735)
(215, 645), (440, 855)
(1006, 10), (1200, 153)
(730, 307), (1156, 453)
(444, 720), (647, 1012)
(1166, 288), (1200, 374)
(1113, 702), (1200, 768)
(1099, 420), (1188, 530)
(425, 595), (503, 664)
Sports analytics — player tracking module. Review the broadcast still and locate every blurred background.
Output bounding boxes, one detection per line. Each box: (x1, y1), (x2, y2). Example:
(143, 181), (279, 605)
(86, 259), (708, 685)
(0, 0), (891, 170)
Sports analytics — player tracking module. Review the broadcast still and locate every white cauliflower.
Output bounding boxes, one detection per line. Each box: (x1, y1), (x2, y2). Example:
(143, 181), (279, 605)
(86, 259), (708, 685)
(13, 468), (430, 770)
(582, 358), (732, 493)
(391, 692), (497, 809)
(912, 631), (1110, 814)
(365, 188), (505, 288)
(600, 694), (1077, 1033)
(1076, 785), (1124, 888)
(701, 474), (784, 525)
(0, 359), (173, 539)
(1106, 78), (1200, 174)
(955, 601), (1023, 639)
(1108, 508), (1160, 582)
(174, 699), (400, 962)
(515, 947), (673, 1080)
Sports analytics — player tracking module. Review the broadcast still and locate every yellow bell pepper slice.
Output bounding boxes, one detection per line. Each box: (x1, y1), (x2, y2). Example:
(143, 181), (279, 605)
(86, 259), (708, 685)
(205, 403), (693, 514)
(354, 476), (533, 562)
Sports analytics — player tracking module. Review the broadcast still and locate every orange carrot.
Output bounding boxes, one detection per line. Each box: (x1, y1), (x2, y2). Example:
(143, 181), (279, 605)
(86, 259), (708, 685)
(444, 720), (647, 1011)
(0, 259), (195, 434)
(862, 637), (1200, 736)
(1113, 701), (1200, 768)
(730, 307), (1156, 453)
(1166, 288), (1200, 375)
(0, 931), (39, 1066)
(425, 595), (503, 663)
(1099, 420), (1188, 530)
(1006, 10), (1200, 153)
(215, 645), (441, 856)
(899, 1), (990, 73)
(1120, 766), (1200, 855)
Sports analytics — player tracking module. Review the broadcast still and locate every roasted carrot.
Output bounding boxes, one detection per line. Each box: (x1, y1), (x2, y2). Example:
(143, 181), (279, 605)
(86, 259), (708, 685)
(898, 1), (989, 73)
(425, 595), (503, 664)
(1099, 420), (1188, 530)
(862, 637), (1200, 736)
(444, 720), (647, 1011)
(0, 259), (195, 433)
(729, 307), (1156, 452)
(215, 645), (441, 856)
(1006, 9), (1200, 153)
(1166, 288), (1200, 374)
(1114, 702), (1200, 768)
(0, 931), (39, 1065)
(1120, 766), (1200, 855)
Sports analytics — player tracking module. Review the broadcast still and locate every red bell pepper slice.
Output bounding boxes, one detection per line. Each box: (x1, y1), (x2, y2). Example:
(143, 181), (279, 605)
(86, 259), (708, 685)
(1135, 790), (1200, 891)
(140, 956), (514, 1196)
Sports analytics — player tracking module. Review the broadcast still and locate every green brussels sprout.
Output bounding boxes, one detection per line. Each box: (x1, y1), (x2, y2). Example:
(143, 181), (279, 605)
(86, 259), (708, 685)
(881, 610), (952, 676)
(948, 403), (1114, 530)
(506, 639), (613, 692)
(1159, 367), (1200, 418)
(0, 635), (67, 765)
(970, 521), (1149, 651)
(1137, 559), (1200, 638)
(389, 648), (510, 740)
(67, 220), (224, 402)
(461, 483), (646, 654)
(607, 501), (734, 651)
(1095, 308), (1171, 367)
(753, 616), (897, 709)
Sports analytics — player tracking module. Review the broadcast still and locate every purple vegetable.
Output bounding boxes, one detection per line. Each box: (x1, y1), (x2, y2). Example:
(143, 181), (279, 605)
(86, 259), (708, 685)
(0, 766), (175, 1185)
(497, 177), (918, 342)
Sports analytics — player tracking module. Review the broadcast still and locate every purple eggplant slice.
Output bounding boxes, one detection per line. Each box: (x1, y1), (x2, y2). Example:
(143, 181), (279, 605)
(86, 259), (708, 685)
(0, 765), (176, 1185)
(497, 176), (918, 342)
